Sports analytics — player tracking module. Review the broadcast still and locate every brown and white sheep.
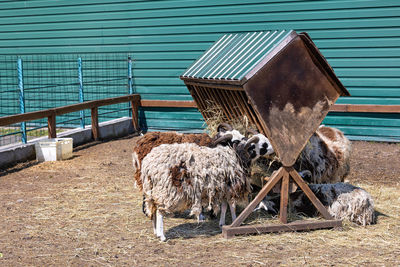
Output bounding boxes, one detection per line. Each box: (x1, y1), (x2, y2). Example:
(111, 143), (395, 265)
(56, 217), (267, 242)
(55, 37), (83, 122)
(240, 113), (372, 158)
(294, 126), (352, 183)
(132, 123), (259, 191)
(132, 131), (214, 190)
(141, 136), (262, 241)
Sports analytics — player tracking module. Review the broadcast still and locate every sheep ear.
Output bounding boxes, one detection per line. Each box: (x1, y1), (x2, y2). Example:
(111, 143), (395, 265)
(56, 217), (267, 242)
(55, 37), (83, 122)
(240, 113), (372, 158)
(246, 128), (259, 137)
(244, 136), (260, 151)
(213, 133), (233, 146)
(217, 123), (233, 133)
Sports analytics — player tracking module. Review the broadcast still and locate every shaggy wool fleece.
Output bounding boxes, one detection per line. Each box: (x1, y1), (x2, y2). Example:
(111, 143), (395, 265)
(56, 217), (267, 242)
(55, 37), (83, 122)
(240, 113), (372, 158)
(141, 143), (251, 219)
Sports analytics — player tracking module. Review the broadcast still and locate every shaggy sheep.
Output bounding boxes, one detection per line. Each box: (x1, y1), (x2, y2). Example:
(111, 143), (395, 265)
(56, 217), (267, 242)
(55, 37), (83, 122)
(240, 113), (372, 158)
(256, 182), (375, 226)
(296, 126), (352, 184)
(132, 132), (214, 190)
(141, 136), (260, 241)
(250, 126), (351, 184)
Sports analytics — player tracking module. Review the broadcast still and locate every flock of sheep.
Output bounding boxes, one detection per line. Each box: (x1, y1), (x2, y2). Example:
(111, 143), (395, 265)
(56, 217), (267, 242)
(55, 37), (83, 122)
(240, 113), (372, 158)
(132, 123), (375, 241)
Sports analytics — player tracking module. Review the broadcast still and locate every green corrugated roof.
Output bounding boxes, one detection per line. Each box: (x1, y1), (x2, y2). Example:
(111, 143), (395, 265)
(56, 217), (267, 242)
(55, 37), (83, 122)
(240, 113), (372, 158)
(181, 29), (294, 82)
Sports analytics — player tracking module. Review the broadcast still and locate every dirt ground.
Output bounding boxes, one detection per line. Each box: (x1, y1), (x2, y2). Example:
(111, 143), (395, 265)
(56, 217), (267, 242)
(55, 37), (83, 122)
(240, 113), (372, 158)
(0, 134), (399, 266)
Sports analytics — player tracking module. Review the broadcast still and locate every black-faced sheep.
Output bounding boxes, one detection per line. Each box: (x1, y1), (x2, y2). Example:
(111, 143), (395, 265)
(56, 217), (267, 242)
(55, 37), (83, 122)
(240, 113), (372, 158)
(255, 182), (375, 226)
(296, 126), (352, 184)
(251, 126), (351, 185)
(141, 135), (261, 241)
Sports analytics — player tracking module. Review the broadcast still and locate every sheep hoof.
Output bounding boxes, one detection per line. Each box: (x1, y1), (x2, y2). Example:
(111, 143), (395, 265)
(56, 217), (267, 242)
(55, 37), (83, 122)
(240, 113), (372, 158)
(197, 213), (206, 222)
(159, 235), (167, 242)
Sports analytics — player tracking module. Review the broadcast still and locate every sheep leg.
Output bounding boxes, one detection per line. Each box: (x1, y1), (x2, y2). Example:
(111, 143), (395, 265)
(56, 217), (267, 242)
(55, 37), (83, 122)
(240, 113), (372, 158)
(156, 209), (166, 242)
(229, 202), (236, 222)
(152, 214), (157, 235)
(197, 213), (206, 223)
(219, 201), (228, 228)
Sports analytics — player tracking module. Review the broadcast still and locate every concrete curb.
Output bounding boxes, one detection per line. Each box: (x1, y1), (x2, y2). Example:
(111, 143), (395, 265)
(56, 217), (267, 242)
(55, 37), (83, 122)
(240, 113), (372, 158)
(0, 117), (137, 168)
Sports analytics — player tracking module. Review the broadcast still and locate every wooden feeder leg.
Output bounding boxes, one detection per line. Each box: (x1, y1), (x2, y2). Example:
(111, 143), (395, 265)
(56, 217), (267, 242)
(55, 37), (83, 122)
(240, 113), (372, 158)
(225, 167), (285, 231)
(289, 168), (334, 220)
(279, 170), (290, 224)
(222, 166), (341, 239)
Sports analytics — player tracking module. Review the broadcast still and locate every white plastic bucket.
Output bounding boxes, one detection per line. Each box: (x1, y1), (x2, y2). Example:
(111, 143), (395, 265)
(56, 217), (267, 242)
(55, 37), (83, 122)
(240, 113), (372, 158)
(35, 138), (73, 162)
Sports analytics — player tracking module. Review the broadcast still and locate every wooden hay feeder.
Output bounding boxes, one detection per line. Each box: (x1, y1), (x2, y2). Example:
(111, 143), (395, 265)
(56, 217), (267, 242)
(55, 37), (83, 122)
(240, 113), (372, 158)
(180, 30), (350, 238)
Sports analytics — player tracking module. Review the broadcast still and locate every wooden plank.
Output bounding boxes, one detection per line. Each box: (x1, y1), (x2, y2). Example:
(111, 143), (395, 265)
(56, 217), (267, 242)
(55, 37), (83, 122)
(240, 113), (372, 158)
(91, 107), (99, 141)
(55, 94), (140, 115)
(0, 110), (53, 126)
(140, 99), (197, 108)
(289, 168), (334, 220)
(230, 167), (284, 227)
(0, 94), (140, 127)
(330, 104), (400, 113)
(131, 99), (140, 132)
(47, 113), (56, 139)
(184, 81), (243, 91)
(279, 171), (289, 224)
(222, 220), (342, 239)
(137, 101), (400, 114)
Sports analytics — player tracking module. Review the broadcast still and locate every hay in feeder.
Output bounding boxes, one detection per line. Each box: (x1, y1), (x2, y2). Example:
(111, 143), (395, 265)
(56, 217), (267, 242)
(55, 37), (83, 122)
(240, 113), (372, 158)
(202, 100), (256, 138)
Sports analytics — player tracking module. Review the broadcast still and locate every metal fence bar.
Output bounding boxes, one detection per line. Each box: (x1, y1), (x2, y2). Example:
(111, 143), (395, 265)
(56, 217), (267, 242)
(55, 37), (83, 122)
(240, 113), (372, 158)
(77, 57), (85, 129)
(1, 53), (134, 147)
(17, 58), (27, 143)
(128, 56), (133, 117)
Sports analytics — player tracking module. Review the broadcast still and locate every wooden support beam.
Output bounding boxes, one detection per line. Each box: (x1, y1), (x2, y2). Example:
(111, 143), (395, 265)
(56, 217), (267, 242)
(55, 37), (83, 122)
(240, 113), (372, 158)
(47, 113), (56, 139)
(222, 220), (342, 239)
(279, 171), (289, 224)
(289, 168), (334, 220)
(91, 107), (99, 141)
(0, 94), (141, 127)
(223, 166), (341, 239)
(330, 104), (400, 113)
(131, 99), (140, 131)
(140, 100), (197, 108)
(230, 167), (284, 227)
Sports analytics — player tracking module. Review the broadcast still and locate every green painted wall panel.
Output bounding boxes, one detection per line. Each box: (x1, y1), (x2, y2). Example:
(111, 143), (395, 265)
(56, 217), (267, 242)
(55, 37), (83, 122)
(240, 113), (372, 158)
(0, 0), (399, 140)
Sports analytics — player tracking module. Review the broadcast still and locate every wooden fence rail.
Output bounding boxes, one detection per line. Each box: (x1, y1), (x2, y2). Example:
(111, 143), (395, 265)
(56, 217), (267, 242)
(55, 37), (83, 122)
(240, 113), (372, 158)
(1, 96), (399, 142)
(0, 94), (141, 140)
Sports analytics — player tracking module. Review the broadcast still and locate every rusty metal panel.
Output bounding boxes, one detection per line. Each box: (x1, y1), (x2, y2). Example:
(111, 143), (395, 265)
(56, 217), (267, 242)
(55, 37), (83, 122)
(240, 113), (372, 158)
(244, 35), (345, 166)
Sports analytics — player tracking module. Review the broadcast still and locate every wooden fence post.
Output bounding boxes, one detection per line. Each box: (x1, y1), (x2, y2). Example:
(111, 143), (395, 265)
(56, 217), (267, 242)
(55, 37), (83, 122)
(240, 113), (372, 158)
(131, 95), (140, 132)
(91, 107), (99, 140)
(47, 112), (56, 139)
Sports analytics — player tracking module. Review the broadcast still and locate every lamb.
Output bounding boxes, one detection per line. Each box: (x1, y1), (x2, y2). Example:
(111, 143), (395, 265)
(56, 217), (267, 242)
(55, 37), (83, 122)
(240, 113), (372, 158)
(141, 135), (261, 241)
(256, 182), (376, 226)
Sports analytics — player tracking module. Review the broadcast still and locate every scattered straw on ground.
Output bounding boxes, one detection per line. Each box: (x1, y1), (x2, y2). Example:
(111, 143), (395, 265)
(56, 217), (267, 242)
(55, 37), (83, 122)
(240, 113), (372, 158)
(0, 136), (399, 266)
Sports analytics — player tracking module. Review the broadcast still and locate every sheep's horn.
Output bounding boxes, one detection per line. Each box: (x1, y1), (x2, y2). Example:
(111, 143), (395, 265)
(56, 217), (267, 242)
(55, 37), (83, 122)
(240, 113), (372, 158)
(217, 123), (233, 133)
(246, 128), (259, 137)
(244, 136), (260, 151)
(213, 133), (233, 146)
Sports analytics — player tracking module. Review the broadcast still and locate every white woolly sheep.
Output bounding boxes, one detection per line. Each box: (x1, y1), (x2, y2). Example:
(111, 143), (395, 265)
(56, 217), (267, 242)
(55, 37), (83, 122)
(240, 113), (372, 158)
(141, 136), (260, 241)
(256, 182), (375, 226)
(132, 123), (249, 191)
(132, 131), (214, 190)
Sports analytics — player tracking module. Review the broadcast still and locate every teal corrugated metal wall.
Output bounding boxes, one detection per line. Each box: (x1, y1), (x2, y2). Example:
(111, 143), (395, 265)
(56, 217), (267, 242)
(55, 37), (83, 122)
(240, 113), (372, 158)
(0, 0), (399, 140)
